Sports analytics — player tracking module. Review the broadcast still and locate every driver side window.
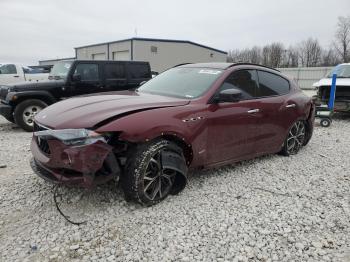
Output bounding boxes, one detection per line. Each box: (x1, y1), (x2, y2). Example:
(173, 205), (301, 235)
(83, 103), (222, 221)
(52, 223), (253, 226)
(219, 69), (258, 100)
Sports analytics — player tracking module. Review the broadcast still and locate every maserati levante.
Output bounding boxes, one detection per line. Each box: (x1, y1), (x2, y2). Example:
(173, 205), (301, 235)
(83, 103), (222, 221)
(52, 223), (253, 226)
(30, 63), (315, 205)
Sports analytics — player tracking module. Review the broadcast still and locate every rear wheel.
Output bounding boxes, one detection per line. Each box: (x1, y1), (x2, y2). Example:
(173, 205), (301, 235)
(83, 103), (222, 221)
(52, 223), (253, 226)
(122, 139), (187, 206)
(280, 121), (306, 156)
(14, 99), (47, 132)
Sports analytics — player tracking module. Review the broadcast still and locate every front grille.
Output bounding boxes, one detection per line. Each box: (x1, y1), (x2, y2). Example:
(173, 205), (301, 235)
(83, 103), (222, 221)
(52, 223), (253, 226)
(37, 137), (51, 155)
(34, 121), (51, 155)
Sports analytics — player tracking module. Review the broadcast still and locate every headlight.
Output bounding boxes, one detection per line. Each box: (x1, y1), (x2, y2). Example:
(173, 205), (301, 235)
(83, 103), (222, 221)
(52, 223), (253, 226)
(34, 129), (106, 146)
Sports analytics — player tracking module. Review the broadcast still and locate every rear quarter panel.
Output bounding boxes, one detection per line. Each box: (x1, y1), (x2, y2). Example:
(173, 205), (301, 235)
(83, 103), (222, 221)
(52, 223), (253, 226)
(282, 82), (313, 140)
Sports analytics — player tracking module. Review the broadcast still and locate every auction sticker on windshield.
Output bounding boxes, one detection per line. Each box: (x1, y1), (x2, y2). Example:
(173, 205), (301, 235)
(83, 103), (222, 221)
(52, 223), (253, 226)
(198, 69), (222, 75)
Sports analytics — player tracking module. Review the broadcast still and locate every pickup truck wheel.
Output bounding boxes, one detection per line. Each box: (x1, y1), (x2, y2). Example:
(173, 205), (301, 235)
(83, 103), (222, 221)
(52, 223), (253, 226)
(14, 99), (47, 132)
(123, 139), (187, 206)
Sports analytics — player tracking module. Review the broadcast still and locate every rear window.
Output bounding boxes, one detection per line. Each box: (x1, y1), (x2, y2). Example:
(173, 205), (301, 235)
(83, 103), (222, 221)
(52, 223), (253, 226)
(105, 64), (126, 79)
(129, 64), (150, 79)
(0, 64), (17, 74)
(257, 71), (290, 97)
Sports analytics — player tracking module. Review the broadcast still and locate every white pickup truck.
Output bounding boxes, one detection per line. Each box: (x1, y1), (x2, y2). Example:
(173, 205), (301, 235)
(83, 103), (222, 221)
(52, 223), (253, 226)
(0, 63), (49, 85)
(312, 63), (350, 112)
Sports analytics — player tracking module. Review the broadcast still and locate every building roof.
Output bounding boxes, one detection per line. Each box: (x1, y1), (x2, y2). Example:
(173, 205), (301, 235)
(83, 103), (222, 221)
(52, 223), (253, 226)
(74, 37), (227, 54)
(39, 57), (75, 63)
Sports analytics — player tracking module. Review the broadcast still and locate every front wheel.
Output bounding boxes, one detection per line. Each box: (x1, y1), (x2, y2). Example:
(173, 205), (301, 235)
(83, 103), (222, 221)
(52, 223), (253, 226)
(14, 99), (47, 132)
(280, 121), (306, 156)
(122, 139), (188, 206)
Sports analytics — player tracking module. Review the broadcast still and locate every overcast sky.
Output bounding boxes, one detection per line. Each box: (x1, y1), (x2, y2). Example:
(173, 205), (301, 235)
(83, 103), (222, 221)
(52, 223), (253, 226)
(1, 0), (349, 65)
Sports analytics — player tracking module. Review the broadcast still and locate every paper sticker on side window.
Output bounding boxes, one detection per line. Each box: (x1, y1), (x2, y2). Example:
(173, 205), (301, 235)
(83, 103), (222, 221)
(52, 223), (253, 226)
(198, 69), (221, 75)
(64, 63), (71, 69)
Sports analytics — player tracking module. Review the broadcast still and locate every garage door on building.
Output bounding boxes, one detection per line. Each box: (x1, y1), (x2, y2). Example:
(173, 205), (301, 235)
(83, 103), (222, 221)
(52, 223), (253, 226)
(92, 53), (106, 60)
(112, 50), (130, 61)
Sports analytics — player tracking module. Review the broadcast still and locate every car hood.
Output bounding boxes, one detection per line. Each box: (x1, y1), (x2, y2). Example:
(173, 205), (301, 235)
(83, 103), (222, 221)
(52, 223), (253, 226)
(7, 79), (64, 92)
(313, 78), (350, 87)
(35, 91), (190, 129)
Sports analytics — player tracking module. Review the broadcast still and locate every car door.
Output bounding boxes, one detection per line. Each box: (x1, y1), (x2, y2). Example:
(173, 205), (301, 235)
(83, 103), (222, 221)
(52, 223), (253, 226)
(126, 62), (152, 88)
(0, 64), (24, 84)
(70, 63), (103, 96)
(253, 70), (297, 155)
(206, 69), (260, 164)
(103, 62), (127, 91)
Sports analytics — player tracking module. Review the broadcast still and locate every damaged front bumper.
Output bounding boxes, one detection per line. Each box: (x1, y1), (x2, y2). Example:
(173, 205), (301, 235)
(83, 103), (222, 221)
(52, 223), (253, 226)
(30, 135), (121, 188)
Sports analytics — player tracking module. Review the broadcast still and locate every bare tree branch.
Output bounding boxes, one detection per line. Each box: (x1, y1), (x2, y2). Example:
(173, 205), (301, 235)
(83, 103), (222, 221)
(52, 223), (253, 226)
(297, 38), (322, 67)
(334, 16), (350, 63)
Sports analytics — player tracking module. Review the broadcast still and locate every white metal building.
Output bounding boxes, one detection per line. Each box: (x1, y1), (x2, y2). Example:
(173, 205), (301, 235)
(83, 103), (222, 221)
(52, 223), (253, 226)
(74, 37), (227, 72)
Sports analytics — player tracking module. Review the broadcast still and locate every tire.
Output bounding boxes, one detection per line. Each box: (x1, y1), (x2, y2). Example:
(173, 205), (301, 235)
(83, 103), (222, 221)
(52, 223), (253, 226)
(14, 99), (47, 132)
(320, 118), (331, 127)
(280, 121), (306, 156)
(122, 139), (187, 206)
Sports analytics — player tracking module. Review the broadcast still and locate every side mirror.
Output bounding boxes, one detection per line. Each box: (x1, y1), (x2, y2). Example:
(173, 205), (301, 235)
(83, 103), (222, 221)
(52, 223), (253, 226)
(217, 89), (242, 103)
(72, 74), (81, 82)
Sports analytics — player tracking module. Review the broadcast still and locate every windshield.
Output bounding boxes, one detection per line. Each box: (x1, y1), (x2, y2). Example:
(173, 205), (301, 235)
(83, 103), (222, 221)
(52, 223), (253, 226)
(327, 64), (350, 78)
(49, 61), (73, 79)
(23, 66), (46, 74)
(138, 67), (223, 99)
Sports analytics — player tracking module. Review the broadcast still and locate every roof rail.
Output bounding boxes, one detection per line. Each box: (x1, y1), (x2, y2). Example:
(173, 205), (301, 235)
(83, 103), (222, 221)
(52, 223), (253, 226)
(229, 62), (280, 72)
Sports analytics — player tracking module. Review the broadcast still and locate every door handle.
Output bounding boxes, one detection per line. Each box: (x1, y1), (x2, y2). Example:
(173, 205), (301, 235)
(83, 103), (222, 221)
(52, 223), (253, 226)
(286, 103), (296, 108)
(247, 109), (260, 113)
(13, 75), (19, 78)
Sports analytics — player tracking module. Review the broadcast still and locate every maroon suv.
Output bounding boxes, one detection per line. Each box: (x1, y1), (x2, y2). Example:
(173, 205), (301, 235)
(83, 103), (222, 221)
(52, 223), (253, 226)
(31, 63), (315, 205)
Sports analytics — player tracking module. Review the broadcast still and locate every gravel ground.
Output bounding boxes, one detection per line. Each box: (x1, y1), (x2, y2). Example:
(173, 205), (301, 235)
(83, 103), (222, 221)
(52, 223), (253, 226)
(0, 115), (349, 262)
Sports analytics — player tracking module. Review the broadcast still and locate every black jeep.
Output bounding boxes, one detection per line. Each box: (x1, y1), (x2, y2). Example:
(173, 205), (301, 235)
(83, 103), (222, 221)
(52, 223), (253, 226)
(0, 60), (151, 131)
